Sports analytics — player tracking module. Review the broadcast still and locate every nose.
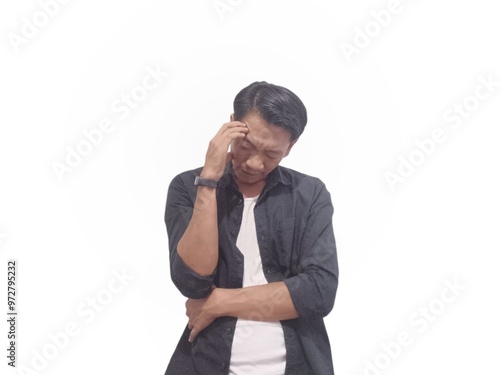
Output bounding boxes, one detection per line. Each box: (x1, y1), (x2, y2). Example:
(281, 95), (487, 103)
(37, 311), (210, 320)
(245, 154), (265, 172)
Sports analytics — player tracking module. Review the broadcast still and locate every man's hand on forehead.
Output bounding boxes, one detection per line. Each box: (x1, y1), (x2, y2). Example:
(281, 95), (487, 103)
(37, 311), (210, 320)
(200, 120), (249, 180)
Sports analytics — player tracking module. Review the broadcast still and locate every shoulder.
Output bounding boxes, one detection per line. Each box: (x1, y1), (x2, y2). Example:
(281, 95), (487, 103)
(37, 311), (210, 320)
(278, 167), (335, 217)
(278, 165), (328, 191)
(170, 167), (204, 185)
(277, 166), (334, 210)
(167, 167), (204, 201)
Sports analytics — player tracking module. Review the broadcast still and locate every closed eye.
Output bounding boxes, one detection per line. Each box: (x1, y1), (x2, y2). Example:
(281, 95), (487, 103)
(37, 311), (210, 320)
(266, 149), (282, 158)
(240, 140), (253, 150)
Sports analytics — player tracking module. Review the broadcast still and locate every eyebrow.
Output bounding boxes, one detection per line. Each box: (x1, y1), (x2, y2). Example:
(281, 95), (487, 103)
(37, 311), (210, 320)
(243, 137), (282, 155)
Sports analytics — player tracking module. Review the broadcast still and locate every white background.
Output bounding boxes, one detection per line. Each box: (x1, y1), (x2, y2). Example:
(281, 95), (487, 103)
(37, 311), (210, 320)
(1, 0), (499, 374)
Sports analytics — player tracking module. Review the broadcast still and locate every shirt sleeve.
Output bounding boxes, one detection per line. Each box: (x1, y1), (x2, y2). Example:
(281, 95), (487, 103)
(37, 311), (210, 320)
(283, 179), (339, 319)
(165, 173), (217, 299)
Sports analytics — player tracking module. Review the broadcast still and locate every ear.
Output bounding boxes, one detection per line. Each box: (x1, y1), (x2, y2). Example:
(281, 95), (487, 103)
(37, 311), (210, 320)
(284, 140), (296, 158)
(230, 113), (235, 121)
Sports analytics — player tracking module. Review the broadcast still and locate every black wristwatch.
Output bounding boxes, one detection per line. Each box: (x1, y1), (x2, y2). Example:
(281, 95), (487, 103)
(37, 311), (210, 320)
(194, 176), (219, 189)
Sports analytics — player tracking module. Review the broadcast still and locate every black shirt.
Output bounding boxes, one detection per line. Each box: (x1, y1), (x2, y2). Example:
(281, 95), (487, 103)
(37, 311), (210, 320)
(164, 164), (339, 375)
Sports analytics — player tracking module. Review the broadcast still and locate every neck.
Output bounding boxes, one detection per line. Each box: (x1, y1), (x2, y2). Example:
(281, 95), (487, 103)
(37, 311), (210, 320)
(237, 179), (266, 198)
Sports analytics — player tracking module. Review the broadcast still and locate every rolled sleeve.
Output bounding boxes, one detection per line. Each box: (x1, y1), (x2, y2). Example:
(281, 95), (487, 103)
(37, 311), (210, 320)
(283, 181), (339, 319)
(165, 172), (216, 299)
(171, 252), (217, 299)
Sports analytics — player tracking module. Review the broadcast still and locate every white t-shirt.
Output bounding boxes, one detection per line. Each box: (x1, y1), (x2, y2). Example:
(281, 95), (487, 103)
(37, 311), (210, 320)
(229, 196), (286, 375)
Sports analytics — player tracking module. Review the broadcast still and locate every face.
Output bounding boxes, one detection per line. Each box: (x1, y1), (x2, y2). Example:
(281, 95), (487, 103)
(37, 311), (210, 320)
(230, 111), (295, 187)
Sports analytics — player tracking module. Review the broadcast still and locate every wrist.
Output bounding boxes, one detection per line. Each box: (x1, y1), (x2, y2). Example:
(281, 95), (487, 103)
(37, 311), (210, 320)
(200, 167), (223, 180)
(194, 176), (219, 189)
(209, 288), (232, 318)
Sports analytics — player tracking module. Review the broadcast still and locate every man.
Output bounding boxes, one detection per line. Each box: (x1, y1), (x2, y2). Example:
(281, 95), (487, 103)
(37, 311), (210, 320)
(164, 81), (339, 375)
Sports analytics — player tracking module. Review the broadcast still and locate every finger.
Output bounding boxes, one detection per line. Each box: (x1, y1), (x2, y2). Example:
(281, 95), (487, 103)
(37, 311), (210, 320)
(222, 125), (248, 137)
(218, 121), (248, 136)
(225, 152), (233, 164)
(223, 127), (248, 141)
(188, 327), (199, 343)
(214, 121), (242, 136)
(226, 121), (247, 128)
(210, 128), (247, 151)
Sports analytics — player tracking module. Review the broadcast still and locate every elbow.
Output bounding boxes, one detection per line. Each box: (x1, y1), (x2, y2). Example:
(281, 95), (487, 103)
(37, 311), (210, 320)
(316, 278), (338, 317)
(172, 275), (213, 299)
(170, 252), (216, 299)
(284, 271), (338, 320)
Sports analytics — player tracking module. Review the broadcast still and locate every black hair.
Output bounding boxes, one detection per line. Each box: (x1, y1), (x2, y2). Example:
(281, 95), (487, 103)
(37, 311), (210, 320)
(233, 81), (307, 141)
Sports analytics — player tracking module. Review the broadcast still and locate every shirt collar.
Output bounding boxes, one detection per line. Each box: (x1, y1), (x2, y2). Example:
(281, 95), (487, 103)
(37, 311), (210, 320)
(266, 164), (292, 186)
(218, 163), (292, 189)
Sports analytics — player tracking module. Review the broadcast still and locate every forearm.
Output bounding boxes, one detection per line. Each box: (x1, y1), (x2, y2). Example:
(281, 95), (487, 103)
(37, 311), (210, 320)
(215, 282), (299, 322)
(177, 185), (218, 276)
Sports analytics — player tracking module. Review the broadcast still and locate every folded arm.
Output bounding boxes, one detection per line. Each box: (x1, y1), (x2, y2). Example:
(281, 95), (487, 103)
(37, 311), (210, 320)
(186, 180), (339, 341)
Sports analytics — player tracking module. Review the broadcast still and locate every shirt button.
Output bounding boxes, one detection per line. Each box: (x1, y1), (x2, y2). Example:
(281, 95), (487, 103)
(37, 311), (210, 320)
(236, 259), (242, 265)
(221, 362), (227, 370)
(261, 235), (266, 240)
(238, 198), (243, 204)
(226, 328), (232, 334)
(231, 230), (237, 237)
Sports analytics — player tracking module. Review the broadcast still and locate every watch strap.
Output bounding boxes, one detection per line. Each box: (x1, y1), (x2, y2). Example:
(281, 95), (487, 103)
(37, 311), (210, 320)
(194, 176), (219, 188)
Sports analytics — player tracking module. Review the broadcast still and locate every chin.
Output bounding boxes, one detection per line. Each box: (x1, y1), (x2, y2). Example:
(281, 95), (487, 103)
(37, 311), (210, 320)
(235, 170), (261, 184)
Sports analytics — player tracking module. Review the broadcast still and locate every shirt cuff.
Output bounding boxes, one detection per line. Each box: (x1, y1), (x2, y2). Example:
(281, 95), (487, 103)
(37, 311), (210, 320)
(283, 273), (336, 319)
(171, 252), (217, 299)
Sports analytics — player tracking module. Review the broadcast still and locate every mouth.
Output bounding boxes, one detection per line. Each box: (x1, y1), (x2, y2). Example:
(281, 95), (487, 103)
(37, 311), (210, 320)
(241, 169), (258, 177)
(238, 169), (263, 181)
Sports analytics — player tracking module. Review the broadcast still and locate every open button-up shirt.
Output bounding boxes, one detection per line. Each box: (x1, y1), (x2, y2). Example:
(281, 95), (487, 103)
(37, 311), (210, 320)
(164, 164), (339, 375)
